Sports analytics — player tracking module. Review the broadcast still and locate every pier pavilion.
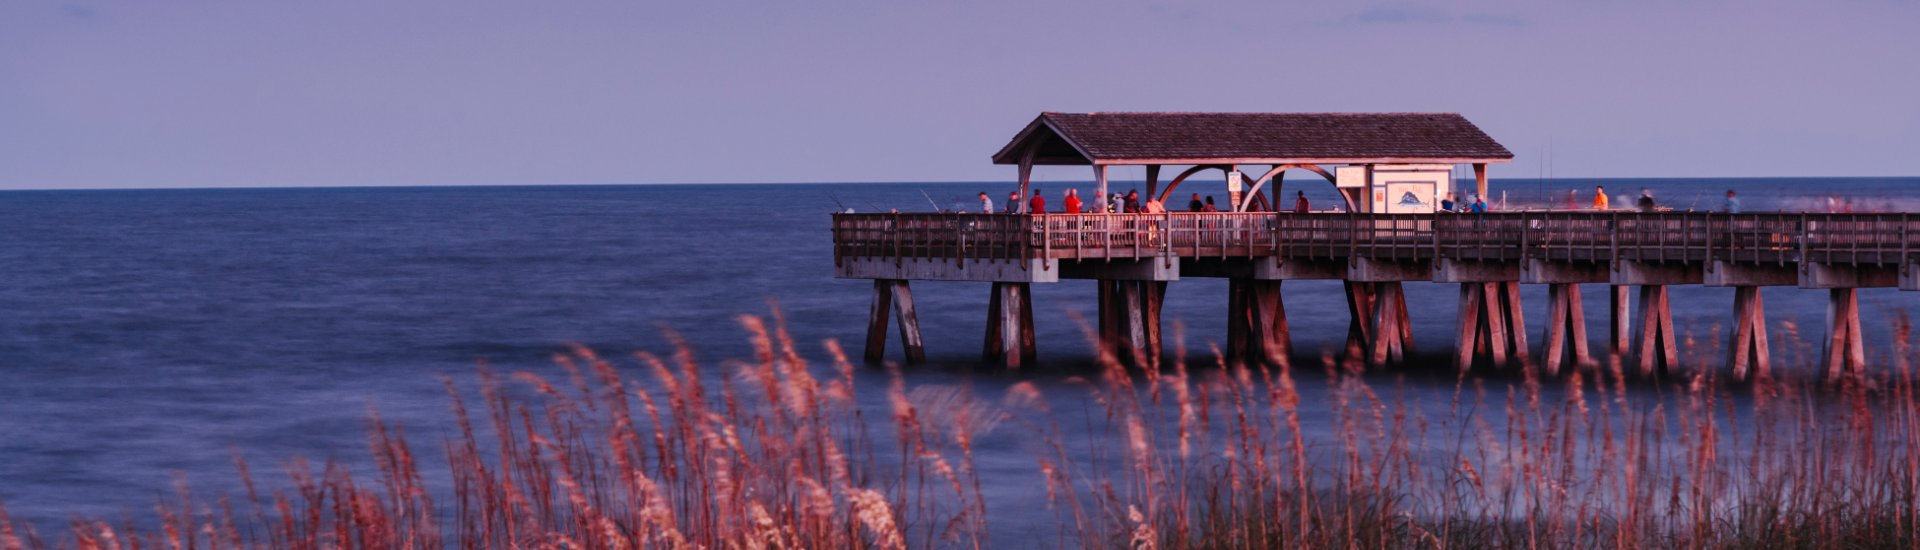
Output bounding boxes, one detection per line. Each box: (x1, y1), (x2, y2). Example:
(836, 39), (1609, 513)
(835, 112), (1892, 379)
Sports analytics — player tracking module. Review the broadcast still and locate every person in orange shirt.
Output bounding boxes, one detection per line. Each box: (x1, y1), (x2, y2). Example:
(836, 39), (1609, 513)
(1063, 189), (1082, 214)
(1592, 185), (1609, 210)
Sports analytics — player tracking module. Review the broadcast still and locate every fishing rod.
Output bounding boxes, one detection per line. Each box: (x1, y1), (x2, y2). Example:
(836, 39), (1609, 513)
(825, 191), (850, 212)
(919, 190), (945, 213)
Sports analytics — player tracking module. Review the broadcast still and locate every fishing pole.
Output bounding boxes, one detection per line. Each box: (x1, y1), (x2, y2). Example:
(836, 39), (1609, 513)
(825, 191), (850, 212)
(919, 190), (944, 213)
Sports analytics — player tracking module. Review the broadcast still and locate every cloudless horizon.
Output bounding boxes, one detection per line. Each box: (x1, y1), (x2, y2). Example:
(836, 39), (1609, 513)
(3, 1), (1916, 190)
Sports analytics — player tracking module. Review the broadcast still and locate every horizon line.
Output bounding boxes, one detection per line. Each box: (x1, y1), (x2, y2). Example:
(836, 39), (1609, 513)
(2, 175), (1916, 193)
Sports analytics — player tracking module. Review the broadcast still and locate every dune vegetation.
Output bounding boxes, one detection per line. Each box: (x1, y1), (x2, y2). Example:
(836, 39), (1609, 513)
(6, 311), (1920, 549)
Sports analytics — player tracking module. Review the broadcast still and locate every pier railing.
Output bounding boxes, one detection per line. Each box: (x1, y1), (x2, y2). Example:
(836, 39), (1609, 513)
(831, 212), (1920, 267)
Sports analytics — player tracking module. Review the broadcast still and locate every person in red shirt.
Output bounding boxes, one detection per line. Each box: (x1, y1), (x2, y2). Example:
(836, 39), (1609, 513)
(1062, 189), (1082, 214)
(1294, 191), (1310, 213)
(1029, 188), (1046, 214)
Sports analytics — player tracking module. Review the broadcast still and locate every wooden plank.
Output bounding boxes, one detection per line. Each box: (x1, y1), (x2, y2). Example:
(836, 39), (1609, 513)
(890, 281), (924, 363)
(866, 279), (894, 362)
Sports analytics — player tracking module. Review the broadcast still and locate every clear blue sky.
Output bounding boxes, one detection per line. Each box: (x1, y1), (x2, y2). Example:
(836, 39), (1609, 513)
(2, 1), (1915, 189)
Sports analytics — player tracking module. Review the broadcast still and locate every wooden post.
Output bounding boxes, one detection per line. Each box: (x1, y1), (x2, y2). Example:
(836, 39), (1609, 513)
(1501, 281), (1527, 365)
(866, 279), (895, 362)
(1481, 282), (1509, 368)
(1248, 280), (1289, 364)
(1344, 281), (1375, 356)
(1122, 281), (1146, 352)
(890, 280), (924, 363)
(987, 282), (1037, 368)
(1370, 282), (1410, 365)
(1093, 164), (1109, 210)
(1728, 286), (1771, 380)
(984, 282), (1004, 360)
(1473, 163), (1488, 201)
(1610, 285), (1632, 358)
(1634, 285), (1678, 375)
(1019, 146), (1037, 214)
(1541, 283), (1592, 375)
(866, 280), (923, 363)
(1456, 283), (1483, 371)
(1228, 279), (1250, 362)
(1823, 288), (1865, 380)
(1144, 165), (1161, 200)
(1145, 281), (1167, 364)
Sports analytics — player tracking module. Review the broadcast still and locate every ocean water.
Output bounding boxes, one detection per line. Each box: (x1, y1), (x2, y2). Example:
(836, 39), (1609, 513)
(3, 178), (1920, 541)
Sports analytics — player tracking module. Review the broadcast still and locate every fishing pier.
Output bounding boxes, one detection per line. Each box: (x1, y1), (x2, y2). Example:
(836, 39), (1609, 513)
(834, 113), (1896, 379)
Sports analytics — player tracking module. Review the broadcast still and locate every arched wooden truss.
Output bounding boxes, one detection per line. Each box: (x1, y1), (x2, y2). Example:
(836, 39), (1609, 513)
(1236, 164), (1337, 212)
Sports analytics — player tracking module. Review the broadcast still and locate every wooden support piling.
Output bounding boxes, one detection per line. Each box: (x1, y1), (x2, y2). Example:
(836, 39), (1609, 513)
(866, 279), (924, 363)
(1541, 283), (1593, 375)
(1228, 279), (1250, 361)
(1247, 280), (1290, 364)
(1634, 285), (1679, 375)
(1144, 281), (1166, 364)
(1610, 285), (1632, 358)
(1369, 282), (1411, 365)
(1344, 281), (1375, 356)
(1456, 282), (1519, 370)
(1727, 286), (1771, 380)
(1823, 288), (1866, 380)
(985, 282), (1036, 368)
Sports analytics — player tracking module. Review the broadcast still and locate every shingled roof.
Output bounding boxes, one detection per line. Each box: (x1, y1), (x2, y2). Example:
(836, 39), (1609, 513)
(991, 112), (1513, 165)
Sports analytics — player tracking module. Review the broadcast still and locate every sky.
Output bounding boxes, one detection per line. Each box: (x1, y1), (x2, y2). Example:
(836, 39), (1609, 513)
(1, 0), (1916, 189)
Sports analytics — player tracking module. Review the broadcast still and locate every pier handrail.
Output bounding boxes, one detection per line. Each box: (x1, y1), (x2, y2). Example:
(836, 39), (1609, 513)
(831, 212), (1920, 267)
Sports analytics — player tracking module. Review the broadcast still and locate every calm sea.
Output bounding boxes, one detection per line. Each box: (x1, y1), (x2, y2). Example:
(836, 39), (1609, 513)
(3, 178), (1919, 541)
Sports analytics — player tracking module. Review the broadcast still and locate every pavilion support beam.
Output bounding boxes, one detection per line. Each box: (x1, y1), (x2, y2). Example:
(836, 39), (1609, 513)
(985, 282), (1036, 368)
(1634, 285), (1679, 376)
(1144, 164), (1161, 200)
(1473, 163), (1488, 201)
(1610, 285), (1632, 358)
(866, 280), (923, 363)
(1344, 281), (1376, 357)
(1368, 282), (1411, 365)
(1093, 164), (1109, 211)
(1541, 283), (1592, 375)
(1823, 288), (1866, 380)
(1727, 286), (1771, 381)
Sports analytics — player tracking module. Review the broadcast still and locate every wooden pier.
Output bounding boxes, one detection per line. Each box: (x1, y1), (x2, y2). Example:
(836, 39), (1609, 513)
(837, 211), (1912, 378)
(835, 111), (1901, 378)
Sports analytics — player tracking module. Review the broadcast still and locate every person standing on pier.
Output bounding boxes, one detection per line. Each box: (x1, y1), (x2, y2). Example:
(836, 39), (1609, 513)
(1006, 191), (1021, 214)
(979, 192), (994, 214)
(1124, 190), (1142, 213)
(1637, 189), (1656, 212)
(1109, 191), (1124, 213)
(1063, 189), (1082, 214)
(1202, 196), (1219, 212)
(1029, 188), (1046, 214)
(1294, 191), (1310, 213)
(1470, 195), (1488, 213)
(1440, 194), (1456, 212)
(1723, 190), (1741, 214)
(1593, 185), (1609, 210)
(1188, 193), (1204, 212)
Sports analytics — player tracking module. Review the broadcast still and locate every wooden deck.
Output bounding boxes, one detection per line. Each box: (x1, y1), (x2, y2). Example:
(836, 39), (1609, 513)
(833, 212), (1920, 274)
